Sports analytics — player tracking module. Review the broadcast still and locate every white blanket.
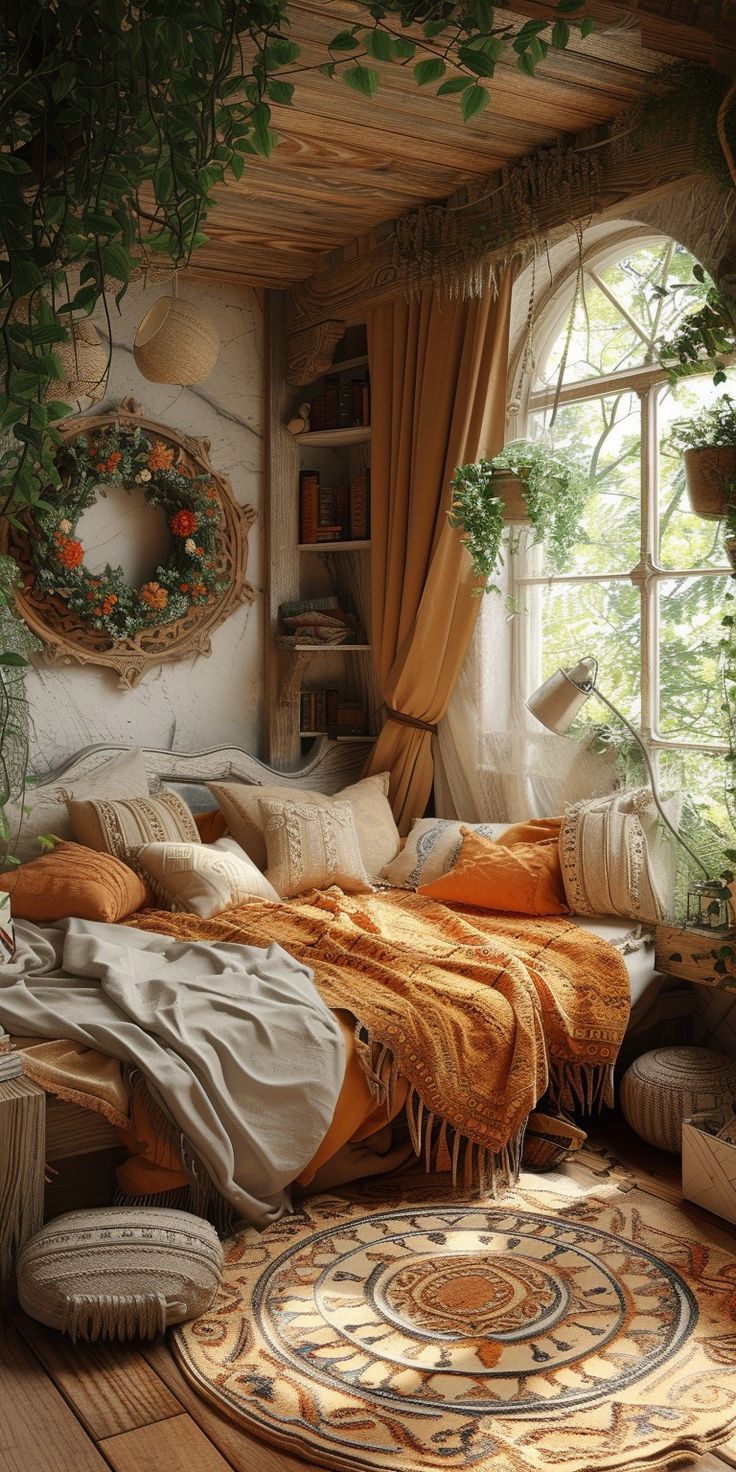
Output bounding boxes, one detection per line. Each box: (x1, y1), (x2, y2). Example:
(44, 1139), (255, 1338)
(0, 918), (346, 1227)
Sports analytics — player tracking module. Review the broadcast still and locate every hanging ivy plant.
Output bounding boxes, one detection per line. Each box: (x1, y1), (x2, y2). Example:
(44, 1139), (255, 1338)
(31, 426), (224, 640)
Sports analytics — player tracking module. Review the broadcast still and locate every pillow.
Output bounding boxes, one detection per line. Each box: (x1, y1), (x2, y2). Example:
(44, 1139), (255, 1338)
(259, 798), (372, 897)
(559, 787), (680, 924)
(208, 772), (399, 880)
(0, 841), (150, 922)
(418, 827), (568, 916)
(194, 808), (228, 843)
(4, 748), (151, 865)
(164, 781), (222, 815)
(17, 1206), (223, 1342)
(131, 836), (279, 917)
(67, 791), (200, 860)
(382, 816), (563, 889)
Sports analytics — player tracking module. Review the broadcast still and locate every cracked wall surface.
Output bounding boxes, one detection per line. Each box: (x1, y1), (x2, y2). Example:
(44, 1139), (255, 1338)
(25, 277), (265, 774)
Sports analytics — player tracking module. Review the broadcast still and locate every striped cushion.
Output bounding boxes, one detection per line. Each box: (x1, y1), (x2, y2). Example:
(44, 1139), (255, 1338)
(67, 791), (200, 860)
(17, 1207), (223, 1342)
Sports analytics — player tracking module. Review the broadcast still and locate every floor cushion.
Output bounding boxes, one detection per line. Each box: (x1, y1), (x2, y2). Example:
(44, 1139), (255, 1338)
(620, 1046), (736, 1153)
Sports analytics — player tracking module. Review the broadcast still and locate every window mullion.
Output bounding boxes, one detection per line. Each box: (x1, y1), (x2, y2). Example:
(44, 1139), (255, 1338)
(636, 385), (659, 761)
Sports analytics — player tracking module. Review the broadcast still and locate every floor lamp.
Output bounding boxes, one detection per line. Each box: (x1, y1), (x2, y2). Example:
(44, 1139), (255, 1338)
(525, 655), (730, 928)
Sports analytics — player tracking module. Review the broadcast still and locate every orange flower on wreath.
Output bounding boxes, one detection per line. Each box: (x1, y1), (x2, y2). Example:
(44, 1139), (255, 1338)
(171, 508), (198, 538)
(140, 581), (168, 611)
(147, 441), (175, 472)
(56, 538), (84, 569)
(190, 581), (207, 600)
(205, 485), (218, 501)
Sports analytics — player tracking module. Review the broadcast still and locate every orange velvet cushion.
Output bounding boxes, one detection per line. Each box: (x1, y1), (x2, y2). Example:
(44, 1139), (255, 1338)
(418, 826), (568, 916)
(194, 808), (228, 843)
(0, 841), (151, 922)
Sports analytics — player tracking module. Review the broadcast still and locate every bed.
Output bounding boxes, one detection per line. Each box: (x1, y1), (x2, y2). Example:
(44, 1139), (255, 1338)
(0, 738), (691, 1296)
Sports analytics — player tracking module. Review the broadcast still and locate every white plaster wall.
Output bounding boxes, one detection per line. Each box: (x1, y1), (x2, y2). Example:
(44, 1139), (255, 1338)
(25, 275), (265, 774)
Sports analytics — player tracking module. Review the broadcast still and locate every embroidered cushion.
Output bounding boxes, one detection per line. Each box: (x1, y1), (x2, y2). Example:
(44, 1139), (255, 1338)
(0, 841), (150, 922)
(4, 749), (151, 865)
(67, 791), (200, 860)
(208, 773), (399, 880)
(559, 788), (680, 924)
(259, 798), (373, 897)
(17, 1207), (223, 1342)
(418, 827), (568, 916)
(383, 816), (562, 889)
(131, 837), (279, 916)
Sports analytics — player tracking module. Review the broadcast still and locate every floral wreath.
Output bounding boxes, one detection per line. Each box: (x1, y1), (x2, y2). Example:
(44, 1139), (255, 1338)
(31, 425), (225, 640)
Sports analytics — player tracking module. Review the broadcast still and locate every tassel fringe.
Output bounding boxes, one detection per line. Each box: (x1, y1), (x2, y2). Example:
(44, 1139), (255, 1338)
(549, 1060), (615, 1115)
(63, 1291), (171, 1343)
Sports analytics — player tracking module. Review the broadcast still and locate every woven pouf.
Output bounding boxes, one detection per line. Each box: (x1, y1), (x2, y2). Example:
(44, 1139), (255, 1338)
(17, 1206), (223, 1342)
(620, 1046), (736, 1153)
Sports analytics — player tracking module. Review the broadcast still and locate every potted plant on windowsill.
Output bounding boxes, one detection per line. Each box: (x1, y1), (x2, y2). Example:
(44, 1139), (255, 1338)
(449, 440), (587, 594)
(670, 397), (736, 524)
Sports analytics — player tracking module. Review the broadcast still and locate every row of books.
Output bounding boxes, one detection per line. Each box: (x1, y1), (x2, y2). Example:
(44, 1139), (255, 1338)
(300, 688), (367, 736)
(310, 373), (370, 432)
(299, 469), (370, 544)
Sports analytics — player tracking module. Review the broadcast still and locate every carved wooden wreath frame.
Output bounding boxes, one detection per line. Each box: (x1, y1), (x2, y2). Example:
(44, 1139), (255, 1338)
(3, 397), (256, 689)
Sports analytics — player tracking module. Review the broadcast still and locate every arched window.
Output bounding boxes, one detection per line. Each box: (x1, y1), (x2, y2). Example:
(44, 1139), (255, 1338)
(513, 233), (730, 829)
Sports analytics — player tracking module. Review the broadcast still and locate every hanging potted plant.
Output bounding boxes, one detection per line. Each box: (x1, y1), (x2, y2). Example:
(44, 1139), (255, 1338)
(670, 397), (736, 522)
(449, 440), (587, 594)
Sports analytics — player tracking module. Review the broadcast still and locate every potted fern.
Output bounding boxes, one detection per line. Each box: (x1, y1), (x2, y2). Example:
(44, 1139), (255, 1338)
(670, 397), (736, 521)
(449, 440), (587, 593)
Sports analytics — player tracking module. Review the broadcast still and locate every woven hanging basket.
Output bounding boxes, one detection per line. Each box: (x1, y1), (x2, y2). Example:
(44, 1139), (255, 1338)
(133, 296), (220, 385)
(43, 320), (109, 405)
(683, 445), (736, 519)
(492, 468), (531, 524)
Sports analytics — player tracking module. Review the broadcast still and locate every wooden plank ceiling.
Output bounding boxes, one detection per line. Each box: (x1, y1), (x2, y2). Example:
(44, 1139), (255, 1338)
(193, 0), (725, 287)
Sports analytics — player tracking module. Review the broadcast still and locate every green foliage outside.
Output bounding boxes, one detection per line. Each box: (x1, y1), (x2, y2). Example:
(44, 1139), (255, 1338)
(524, 240), (734, 856)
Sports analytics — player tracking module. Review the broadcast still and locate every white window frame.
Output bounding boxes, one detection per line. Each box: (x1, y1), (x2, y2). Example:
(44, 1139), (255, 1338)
(511, 244), (730, 775)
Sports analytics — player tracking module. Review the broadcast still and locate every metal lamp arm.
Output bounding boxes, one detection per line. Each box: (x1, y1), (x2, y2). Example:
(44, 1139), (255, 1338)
(591, 685), (710, 880)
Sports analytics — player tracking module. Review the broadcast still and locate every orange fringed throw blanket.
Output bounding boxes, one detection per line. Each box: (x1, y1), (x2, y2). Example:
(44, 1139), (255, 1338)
(126, 888), (630, 1192)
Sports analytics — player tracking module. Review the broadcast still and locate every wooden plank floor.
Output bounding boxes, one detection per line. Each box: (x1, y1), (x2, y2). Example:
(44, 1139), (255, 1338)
(1, 1119), (735, 1472)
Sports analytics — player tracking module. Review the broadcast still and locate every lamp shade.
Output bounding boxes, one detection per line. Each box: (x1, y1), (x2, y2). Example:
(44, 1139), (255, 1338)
(133, 296), (220, 385)
(526, 657), (597, 735)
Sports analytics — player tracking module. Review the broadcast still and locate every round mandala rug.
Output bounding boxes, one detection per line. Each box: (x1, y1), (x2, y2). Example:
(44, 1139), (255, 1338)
(173, 1171), (736, 1472)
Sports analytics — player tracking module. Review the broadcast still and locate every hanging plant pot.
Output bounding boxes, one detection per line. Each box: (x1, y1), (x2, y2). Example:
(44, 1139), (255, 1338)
(491, 468), (531, 525)
(133, 295), (220, 385)
(683, 445), (736, 519)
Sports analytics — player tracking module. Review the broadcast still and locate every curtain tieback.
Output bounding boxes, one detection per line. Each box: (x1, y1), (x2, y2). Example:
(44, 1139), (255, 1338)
(384, 705), (437, 734)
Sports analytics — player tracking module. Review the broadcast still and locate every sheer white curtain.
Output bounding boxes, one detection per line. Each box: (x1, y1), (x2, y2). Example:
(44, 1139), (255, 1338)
(433, 535), (616, 822)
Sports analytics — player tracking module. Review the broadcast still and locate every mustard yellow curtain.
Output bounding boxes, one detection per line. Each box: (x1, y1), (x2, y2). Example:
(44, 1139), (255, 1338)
(364, 275), (512, 831)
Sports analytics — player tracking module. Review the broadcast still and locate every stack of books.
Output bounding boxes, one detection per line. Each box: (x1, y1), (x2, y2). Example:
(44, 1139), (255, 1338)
(299, 468), (371, 544)
(300, 688), (368, 736)
(310, 371), (370, 432)
(0, 1033), (22, 1082)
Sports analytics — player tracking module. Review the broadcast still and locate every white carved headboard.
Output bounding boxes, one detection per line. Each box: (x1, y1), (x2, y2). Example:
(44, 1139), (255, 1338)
(34, 736), (367, 797)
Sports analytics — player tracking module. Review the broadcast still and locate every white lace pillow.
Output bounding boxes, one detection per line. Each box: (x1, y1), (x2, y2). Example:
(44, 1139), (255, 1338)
(559, 787), (681, 924)
(382, 818), (510, 889)
(131, 837), (279, 917)
(260, 798), (372, 898)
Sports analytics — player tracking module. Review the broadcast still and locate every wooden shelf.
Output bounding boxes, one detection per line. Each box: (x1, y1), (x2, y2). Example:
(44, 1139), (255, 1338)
(278, 641), (371, 653)
(300, 732), (375, 742)
(296, 426), (371, 447)
(327, 353), (369, 375)
(298, 540), (370, 552)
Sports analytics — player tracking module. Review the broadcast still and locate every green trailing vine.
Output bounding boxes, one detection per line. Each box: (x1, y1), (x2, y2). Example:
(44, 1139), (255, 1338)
(449, 440), (588, 595)
(31, 426), (224, 640)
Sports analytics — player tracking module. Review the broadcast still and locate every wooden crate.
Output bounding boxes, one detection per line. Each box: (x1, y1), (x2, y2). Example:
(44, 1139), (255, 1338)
(682, 1114), (736, 1226)
(654, 924), (736, 993)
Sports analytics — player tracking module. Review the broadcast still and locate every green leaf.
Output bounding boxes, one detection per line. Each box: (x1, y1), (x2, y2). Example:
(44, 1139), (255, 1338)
(318, 62), (337, 78)
(437, 76), (473, 95)
(342, 64), (380, 97)
(458, 46), (495, 77)
(365, 29), (396, 61)
(517, 49), (536, 75)
(393, 37), (416, 60)
(461, 84), (490, 121)
(266, 78), (295, 105)
(329, 30), (361, 51)
(413, 58), (446, 86)
(100, 242), (132, 283)
(0, 154), (31, 175)
(0, 653), (28, 667)
(551, 19), (570, 46)
(580, 17), (594, 36)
